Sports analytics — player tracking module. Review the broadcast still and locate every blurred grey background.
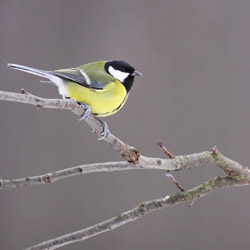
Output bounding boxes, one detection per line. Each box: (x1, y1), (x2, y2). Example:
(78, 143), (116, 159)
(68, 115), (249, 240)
(1, 0), (250, 249)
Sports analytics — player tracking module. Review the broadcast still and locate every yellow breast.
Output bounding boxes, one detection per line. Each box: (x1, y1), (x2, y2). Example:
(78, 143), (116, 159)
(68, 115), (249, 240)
(65, 80), (128, 117)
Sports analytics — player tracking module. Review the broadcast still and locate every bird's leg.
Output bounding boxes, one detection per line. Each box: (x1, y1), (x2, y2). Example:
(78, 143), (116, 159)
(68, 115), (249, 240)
(96, 118), (110, 140)
(78, 102), (109, 139)
(78, 102), (91, 120)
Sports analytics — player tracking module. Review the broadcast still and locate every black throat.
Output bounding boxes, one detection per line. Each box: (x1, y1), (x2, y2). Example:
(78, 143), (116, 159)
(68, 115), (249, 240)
(122, 75), (134, 93)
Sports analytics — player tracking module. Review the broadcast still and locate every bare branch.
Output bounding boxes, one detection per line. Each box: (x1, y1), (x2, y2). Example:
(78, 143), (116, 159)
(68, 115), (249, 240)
(0, 149), (249, 190)
(24, 176), (247, 250)
(0, 161), (130, 189)
(0, 137), (249, 191)
(1, 90), (250, 250)
(1, 90), (249, 183)
(0, 90), (139, 162)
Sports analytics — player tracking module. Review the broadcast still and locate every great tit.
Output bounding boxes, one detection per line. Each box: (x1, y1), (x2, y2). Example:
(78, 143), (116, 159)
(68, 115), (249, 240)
(7, 60), (142, 118)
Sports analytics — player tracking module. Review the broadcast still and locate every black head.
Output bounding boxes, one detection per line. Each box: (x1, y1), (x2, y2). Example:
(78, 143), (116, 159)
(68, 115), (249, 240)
(105, 60), (142, 93)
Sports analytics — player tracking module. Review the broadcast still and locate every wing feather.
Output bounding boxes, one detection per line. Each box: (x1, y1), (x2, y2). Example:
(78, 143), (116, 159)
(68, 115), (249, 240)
(53, 69), (104, 90)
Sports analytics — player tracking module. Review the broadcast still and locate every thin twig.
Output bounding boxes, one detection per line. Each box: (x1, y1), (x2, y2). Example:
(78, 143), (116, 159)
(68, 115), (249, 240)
(165, 174), (185, 192)
(25, 176), (247, 250)
(156, 139), (174, 158)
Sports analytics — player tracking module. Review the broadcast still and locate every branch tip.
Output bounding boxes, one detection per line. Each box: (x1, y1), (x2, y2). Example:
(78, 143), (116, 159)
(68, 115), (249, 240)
(212, 146), (220, 155)
(156, 139), (174, 159)
(165, 174), (185, 192)
(21, 88), (27, 94)
(156, 139), (163, 148)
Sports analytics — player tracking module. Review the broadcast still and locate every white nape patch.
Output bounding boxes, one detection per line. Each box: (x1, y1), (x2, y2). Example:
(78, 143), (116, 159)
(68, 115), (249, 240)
(108, 66), (129, 83)
(79, 69), (91, 85)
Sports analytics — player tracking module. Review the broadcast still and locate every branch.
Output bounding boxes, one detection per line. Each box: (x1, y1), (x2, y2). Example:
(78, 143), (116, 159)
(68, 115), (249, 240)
(1, 90), (250, 250)
(0, 90), (139, 162)
(25, 176), (247, 250)
(0, 149), (249, 190)
(1, 90), (249, 186)
(1, 90), (249, 183)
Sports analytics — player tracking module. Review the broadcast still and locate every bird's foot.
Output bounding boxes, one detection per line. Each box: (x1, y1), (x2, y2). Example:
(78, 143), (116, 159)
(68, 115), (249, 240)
(97, 119), (110, 140)
(79, 102), (91, 120)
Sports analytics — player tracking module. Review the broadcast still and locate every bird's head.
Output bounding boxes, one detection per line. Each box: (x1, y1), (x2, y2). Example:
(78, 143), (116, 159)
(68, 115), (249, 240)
(105, 60), (142, 92)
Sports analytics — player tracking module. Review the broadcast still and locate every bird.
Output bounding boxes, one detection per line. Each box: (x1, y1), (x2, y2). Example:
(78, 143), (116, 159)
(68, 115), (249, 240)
(8, 60), (142, 138)
(8, 60), (142, 117)
(8, 60), (142, 119)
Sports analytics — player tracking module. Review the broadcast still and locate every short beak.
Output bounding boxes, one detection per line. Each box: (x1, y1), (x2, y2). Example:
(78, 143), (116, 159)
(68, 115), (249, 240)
(132, 71), (142, 77)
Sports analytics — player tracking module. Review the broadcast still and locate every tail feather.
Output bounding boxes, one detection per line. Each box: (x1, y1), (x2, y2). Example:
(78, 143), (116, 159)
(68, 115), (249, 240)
(7, 63), (54, 79)
(7, 63), (65, 88)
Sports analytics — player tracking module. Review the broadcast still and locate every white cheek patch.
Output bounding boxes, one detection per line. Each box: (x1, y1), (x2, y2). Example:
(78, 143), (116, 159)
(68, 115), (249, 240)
(108, 66), (129, 83)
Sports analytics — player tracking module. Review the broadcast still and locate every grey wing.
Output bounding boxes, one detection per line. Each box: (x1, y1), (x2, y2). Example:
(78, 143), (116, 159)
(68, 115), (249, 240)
(53, 68), (104, 90)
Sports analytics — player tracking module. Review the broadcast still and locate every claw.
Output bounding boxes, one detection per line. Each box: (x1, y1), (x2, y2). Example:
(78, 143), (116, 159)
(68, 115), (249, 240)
(79, 103), (91, 120)
(97, 120), (110, 140)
